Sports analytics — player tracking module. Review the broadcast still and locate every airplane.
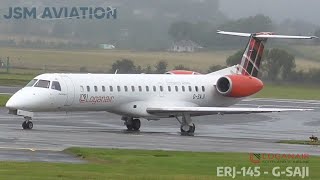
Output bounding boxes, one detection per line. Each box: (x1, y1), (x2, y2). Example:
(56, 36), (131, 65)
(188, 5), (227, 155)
(6, 31), (317, 134)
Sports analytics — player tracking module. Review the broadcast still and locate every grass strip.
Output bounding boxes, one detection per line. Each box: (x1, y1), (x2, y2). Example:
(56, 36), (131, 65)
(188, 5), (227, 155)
(0, 147), (318, 179)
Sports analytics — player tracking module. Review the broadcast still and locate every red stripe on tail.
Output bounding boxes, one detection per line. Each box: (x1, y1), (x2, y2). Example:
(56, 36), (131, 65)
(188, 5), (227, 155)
(239, 36), (267, 77)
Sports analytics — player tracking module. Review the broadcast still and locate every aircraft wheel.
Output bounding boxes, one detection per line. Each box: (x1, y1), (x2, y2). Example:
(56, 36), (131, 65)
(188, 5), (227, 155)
(189, 123), (195, 133)
(22, 121), (33, 130)
(126, 124), (133, 131)
(180, 123), (195, 133)
(22, 121), (28, 129)
(27, 121), (33, 130)
(132, 119), (141, 131)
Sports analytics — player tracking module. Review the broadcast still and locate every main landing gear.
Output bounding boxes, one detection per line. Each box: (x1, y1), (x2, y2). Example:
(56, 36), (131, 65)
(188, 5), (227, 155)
(22, 116), (33, 130)
(176, 114), (195, 135)
(122, 114), (196, 135)
(123, 117), (141, 131)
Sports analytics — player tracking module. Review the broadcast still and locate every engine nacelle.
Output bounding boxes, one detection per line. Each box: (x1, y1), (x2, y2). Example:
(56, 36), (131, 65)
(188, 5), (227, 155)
(216, 75), (263, 98)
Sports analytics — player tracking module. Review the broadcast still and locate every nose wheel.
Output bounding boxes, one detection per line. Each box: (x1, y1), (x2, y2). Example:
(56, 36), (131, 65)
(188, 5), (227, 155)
(22, 117), (33, 130)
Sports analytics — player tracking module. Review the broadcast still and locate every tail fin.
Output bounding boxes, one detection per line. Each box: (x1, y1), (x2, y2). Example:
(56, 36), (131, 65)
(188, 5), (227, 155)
(218, 30), (317, 77)
(240, 35), (267, 77)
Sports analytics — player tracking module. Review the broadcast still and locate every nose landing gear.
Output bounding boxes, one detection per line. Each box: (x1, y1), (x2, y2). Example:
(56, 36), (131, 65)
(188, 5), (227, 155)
(22, 117), (33, 130)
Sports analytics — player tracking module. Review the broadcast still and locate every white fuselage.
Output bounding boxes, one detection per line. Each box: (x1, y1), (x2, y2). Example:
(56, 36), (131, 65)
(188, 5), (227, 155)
(6, 73), (241, 118)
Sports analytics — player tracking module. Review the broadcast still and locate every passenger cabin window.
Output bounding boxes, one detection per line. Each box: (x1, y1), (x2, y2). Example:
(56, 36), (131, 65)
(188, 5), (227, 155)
(182, 86), (186, 92)
(168, 86), (171, 92)
(160, 86), (163, 92)
(109, 86), (113, 92)
(124, 86), (128, 92)
(189, 86), (192, 92)
(26, 79), (38, 87)
(87, 86), (90, 92)
(51, 81), (61, 91)
(102, 86), (106, 92)
(139, 86), (142, 92)
(94, 86), (98, 92)
(131, 86), (135, 92)
(35, 80), (50, 89)
(153, 86), (156, 92)
(175, 86), (179, 92)
(202, 86), (205, 92)
(145, 86), (149, 92)
(195, 86), (199, 92)
(117, 86), (121, 92)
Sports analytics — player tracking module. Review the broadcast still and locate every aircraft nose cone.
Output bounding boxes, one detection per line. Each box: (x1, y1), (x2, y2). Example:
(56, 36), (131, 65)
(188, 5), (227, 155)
(6, 95), (21, 110)
(5, 89), (31, 110)
(5, 97), (14, 109)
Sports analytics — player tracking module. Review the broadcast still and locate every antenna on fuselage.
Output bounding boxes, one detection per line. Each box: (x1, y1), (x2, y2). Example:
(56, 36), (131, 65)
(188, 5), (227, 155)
(115, 69), (119, 74)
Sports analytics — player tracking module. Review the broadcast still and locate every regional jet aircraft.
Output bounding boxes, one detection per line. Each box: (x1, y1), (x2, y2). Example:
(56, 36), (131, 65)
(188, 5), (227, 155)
(6, 31), (317, 134)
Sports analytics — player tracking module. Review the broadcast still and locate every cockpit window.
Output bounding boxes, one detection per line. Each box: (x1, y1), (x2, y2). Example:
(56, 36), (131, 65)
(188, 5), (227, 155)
(34, 80), (50, 89)
(26, 79), (38, 87)
(51, 81), (61, 91)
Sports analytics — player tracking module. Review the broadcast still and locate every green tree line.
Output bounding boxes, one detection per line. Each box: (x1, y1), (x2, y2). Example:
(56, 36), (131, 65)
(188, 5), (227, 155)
(106, 48), (320, 84)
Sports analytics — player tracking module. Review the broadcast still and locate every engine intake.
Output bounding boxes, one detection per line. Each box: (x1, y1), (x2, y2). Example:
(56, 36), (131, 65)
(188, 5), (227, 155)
(216, 75), (263, 98)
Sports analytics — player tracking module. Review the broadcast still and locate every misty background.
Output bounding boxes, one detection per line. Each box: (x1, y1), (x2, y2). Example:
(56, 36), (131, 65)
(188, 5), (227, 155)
(221, 0), (320, 24)
(0, 0), (319, 50)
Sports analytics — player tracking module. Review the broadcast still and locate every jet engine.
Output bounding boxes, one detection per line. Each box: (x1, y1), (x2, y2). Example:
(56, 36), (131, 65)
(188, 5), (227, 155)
(216, 75), (263, 98)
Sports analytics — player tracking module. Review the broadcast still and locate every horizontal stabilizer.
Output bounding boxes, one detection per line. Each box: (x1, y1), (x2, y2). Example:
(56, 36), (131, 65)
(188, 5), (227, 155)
(217, 30), (318, 39)
(217, 30), (251, 37)
(255, 34), (318, 39)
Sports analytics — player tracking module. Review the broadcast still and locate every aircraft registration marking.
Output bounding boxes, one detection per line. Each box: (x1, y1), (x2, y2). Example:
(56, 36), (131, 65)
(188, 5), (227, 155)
(193, 94), (205, 100)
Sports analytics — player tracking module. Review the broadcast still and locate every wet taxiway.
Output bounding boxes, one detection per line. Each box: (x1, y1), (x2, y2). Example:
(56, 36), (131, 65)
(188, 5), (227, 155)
(0, 98), (319, 163)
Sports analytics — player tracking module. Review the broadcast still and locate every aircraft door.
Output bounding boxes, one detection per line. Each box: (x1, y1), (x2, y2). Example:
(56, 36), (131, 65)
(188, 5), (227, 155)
(61, 75), (75, 106)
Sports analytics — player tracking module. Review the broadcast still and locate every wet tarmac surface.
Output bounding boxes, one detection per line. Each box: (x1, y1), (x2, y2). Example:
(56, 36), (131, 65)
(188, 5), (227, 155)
(0, 98), (319, 163)
(0, 148), (85, 163)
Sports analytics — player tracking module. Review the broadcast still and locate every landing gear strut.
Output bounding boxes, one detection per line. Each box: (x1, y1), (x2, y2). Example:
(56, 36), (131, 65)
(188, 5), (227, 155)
(123, 117), (141, 131)
(22, 116), (33, 130)
(176, 114), (195, 135)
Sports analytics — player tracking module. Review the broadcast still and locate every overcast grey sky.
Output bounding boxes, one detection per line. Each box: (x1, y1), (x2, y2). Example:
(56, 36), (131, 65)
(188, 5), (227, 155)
(220, 0), (320, 24)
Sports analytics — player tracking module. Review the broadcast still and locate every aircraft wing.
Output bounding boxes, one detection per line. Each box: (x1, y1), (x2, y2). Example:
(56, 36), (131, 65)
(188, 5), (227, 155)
(146, 107), (312, 116)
